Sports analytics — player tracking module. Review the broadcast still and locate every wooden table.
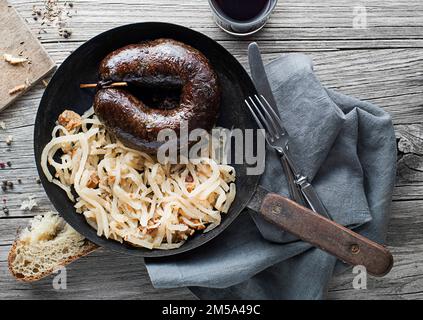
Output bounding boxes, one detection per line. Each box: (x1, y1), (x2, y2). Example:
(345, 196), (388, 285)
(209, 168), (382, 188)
(0, 0), (422, 300)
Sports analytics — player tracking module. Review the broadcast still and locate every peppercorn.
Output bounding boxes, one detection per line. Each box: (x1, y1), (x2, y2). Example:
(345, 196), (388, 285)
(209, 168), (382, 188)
(36, 178), (41, 184)
(7, 181), (13, 188)
(2, 206), (9, 214)
(17, 178), (22, 184)
(6, 161), (11, 167)
(60, 28), (72, 39)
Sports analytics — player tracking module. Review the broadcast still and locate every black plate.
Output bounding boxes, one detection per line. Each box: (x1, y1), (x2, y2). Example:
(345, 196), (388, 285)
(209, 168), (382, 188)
(34, 22), (260, 257)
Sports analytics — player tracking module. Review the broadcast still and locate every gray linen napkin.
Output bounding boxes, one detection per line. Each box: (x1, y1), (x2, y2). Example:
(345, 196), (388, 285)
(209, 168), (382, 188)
(145, 53), (397, 299)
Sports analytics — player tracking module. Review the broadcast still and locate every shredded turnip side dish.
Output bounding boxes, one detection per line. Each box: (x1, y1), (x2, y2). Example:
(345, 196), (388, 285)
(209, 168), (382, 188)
(41, 108), (236, 249)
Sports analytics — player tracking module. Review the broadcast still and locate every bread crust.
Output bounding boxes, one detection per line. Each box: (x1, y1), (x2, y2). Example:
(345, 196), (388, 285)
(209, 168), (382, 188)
(8, 239), (98, 282)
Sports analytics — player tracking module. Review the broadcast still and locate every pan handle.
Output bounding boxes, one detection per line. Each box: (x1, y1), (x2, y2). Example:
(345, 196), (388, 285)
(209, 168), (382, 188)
(260, 193), (393, 277)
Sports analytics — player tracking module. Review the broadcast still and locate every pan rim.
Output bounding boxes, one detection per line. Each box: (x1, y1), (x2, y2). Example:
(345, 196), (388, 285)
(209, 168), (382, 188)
(34, 22), (260, 257)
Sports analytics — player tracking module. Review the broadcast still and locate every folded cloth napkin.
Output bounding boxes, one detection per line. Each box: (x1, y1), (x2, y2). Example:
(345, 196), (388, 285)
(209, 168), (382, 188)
(145, 53), (397, 299)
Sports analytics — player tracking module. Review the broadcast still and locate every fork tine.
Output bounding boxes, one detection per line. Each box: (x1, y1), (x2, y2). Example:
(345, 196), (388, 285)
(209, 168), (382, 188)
(259, 95), (285, 134)
(248, 96), (277, 140)
(254, 95), (281, 138)
(245, 99), (271, 143)
(245, 99), (264, 130)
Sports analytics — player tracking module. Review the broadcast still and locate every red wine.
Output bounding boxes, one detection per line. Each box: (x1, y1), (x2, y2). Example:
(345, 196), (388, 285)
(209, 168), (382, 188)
(214, 0), (269, 21)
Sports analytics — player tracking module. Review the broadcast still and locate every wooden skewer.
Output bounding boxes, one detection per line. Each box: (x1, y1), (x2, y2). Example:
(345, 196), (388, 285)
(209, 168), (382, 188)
(79, 82), (128, 89)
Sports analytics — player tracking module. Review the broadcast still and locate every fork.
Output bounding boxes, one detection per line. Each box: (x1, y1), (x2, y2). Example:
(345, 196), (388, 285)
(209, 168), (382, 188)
(245, 94), (333, 220)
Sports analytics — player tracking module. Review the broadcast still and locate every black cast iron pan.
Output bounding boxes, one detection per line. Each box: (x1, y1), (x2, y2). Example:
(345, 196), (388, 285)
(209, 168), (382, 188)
(34, 22), (260, 258)
(34, 23), (393, 276)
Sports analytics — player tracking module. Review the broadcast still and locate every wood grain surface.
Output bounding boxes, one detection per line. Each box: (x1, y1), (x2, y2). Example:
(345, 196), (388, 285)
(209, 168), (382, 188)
(0, 0), (55, 112)
(0, 0), (423, 300)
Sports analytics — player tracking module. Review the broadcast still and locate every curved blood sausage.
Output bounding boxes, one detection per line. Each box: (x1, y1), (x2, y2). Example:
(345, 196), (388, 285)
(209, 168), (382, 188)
(93, 38), (220, 153)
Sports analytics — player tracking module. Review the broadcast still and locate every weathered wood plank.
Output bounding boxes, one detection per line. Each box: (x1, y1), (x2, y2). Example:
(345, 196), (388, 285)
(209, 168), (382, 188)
(10, 0), (423, 33)
(6, 0), (423, 56)
(396, 124), (423, 185)
(393, 185), (423, 201)
(328, 244), (423, 300)
(0, 245), (195, 300)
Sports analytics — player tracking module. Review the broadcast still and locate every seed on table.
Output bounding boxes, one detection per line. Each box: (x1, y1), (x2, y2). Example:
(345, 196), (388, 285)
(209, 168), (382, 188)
(7, 181), (13, 188)
(6, 161), (12, 167)
(36, 178), (41, 184)
(5, 135), (13, 146)
(17, 179), (22, 184)
(2, 207), (9, 214)
(60, 28), (72, 39)
(1, 185), (6, 192)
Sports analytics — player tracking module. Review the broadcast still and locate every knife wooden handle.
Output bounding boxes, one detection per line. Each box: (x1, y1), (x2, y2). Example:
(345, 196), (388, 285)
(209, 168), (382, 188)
(260, 193), (393, 276)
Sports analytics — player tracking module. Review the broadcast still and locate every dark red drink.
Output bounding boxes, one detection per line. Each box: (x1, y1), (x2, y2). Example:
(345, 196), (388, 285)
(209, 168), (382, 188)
(214, 0), (269, 21)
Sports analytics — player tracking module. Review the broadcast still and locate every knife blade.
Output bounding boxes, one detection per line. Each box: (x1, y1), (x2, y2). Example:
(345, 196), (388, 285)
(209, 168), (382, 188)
(248, 42), (279, 114)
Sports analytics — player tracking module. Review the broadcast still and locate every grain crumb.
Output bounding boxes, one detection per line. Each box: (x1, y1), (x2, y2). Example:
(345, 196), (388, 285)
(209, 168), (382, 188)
(3, 53), (27, 65)
(8, 84), (27, 95)
(5, 135), (13, 145)
(20, 195), (38, 211)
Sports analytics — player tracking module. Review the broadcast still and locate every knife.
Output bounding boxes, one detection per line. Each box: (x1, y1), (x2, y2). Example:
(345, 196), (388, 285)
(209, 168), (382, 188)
(248, 42), (306, 207)
(247, 43), (393, 276)
(248, 42), (333, 220)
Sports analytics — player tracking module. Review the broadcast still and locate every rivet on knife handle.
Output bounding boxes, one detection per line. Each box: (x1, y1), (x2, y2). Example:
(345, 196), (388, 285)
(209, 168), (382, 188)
(260, 193), (393, 277)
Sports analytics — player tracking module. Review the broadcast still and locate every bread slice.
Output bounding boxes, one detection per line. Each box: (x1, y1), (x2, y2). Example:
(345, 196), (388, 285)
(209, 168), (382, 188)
(8, 212), (98, 282)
